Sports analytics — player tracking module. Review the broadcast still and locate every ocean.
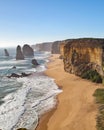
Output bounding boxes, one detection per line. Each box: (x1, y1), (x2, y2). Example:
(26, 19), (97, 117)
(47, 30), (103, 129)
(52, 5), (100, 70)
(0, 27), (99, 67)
(0, 48), (62, 130)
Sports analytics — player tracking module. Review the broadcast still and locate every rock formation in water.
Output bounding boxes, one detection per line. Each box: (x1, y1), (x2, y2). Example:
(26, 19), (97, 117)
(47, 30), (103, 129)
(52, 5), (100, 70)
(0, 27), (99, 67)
(16, 45), (24, 60)
(23, 44), (34, 56)
(62, 38), (104, 83)
(31, 59), (39, 66)
(4, 49), (9, 56)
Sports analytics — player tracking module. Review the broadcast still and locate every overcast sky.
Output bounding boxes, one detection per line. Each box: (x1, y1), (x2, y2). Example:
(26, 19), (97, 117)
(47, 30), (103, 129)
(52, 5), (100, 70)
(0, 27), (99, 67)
(0, 0), (104, 47)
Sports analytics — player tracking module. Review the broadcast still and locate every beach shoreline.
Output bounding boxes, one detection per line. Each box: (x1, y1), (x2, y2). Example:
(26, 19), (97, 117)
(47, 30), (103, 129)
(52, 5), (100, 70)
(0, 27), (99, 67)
(35, 54), (103, 130)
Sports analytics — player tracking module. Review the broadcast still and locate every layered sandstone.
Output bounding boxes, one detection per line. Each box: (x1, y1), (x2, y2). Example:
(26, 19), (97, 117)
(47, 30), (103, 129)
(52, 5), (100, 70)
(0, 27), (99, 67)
(63, 38), (104, 79)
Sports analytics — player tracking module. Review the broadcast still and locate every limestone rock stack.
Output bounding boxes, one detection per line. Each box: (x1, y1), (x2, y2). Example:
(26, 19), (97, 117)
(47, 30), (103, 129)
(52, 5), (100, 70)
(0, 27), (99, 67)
(16, 45), (24, 60)
(23, 44), (34, 57)
(4, 49), (9, 56)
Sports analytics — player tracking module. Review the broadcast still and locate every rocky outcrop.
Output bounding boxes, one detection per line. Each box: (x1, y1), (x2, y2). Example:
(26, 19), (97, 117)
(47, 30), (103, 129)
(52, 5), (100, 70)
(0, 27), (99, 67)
(32, 42), (53, 52)
(51, 41), (61, 54)
(7, 72), (31, 78)
(23, 44), (34, 56)
(63, 38), (104, 81)
(4, 49), (9, 56)
(32, 59), (39, 66)
(16, 45), (24, 60)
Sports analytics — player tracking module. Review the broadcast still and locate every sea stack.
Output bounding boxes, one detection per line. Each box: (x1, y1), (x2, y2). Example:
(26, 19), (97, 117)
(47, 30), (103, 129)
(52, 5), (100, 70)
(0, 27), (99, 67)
(16, 45), (24, 60)
(23, 44), (34, 57)
(4, 49), (9, 56)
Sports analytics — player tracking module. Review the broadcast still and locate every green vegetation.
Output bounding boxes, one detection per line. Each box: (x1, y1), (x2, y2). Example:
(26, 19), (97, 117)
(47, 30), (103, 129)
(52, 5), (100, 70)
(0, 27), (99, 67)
(93, 89), (104, 130)
(94, 89), (104, 104)
(81, 70), (102, 83)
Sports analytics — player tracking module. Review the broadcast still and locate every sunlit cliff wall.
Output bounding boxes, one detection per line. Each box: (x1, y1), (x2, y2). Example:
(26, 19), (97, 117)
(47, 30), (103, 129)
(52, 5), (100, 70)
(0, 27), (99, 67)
(32, 42), (53, 52)
(60, 39), (72, 58)
(51, 41), (61, 54)
(63, 38), (104, 77)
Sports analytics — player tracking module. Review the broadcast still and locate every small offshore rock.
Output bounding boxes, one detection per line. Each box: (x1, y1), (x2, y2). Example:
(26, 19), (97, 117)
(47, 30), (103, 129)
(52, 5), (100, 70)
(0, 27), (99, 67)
(32, 59), (39, 66)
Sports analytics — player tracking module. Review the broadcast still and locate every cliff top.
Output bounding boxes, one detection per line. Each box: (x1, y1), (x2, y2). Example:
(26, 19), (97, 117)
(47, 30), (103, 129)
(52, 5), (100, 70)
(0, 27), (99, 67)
(65, 38), (104, 48)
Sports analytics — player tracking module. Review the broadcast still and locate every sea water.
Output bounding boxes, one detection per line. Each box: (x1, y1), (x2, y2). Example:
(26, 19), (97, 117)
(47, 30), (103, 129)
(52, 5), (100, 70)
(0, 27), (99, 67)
(0, 48), (62, 130)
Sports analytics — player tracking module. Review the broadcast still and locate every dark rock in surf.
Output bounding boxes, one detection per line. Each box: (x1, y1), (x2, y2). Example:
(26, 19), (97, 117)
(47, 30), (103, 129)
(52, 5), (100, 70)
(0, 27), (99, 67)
(7, 73), (21, 78)
(31, 59), (39, 66)
(7, 72), (32, 78)
(12, 66), (16, 69)
(16, 45), (24, 60)
(17, 128), (27, 130)
(21, 72), (31, 77)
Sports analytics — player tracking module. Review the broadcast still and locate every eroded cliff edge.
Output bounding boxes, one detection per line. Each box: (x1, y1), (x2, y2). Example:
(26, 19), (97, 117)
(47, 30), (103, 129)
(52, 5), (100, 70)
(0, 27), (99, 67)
(62, 38), (104, 83)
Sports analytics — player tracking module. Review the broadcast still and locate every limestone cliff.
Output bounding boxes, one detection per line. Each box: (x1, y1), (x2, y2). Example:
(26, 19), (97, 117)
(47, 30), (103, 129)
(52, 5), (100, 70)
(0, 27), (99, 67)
(63, 38), (104, 81)
(51, 41), (61, 54)
(32, 41), (61, 54)
(32, 42), (53, 52)
(59, 39), (72, 58)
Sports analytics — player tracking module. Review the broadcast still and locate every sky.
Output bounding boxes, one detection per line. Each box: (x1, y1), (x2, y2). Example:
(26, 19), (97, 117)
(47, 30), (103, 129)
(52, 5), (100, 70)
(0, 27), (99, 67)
(0, 0), (104, 47)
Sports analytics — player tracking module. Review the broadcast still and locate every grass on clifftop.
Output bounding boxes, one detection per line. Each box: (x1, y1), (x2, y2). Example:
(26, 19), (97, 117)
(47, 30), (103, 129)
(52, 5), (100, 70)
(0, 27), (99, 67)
(93, 89), (104, 130)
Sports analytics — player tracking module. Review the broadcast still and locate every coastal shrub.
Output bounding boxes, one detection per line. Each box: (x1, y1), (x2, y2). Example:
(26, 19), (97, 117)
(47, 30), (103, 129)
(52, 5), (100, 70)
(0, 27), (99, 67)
(93, 89), (104, 104)
(81, 70), (102, 83)
(93, 89), (104, 130)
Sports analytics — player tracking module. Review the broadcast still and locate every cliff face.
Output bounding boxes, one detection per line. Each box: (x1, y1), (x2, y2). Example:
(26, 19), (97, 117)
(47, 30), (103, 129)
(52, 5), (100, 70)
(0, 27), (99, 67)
(32, 41), (61, 54)
(32, 42), (53, 52)
(59, 39), (72, 58)
(51, 41), (61, 54)
(63, 38), (104, 78)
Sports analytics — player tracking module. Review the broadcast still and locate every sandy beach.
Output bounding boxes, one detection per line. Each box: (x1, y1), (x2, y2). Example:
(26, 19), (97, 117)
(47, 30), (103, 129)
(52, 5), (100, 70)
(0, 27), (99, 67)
(36, 54), (103, 130)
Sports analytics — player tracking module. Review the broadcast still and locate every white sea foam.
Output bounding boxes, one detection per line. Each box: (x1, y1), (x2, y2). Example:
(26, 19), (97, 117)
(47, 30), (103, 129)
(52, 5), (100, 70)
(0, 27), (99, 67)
(36, 65), (46, 72)
(0, 66), (28, 70)
(25, 68), (37, 72)
(0, 84), (30, 130)
(0, 50), (60, 130)
(0, 75), (62, 130)
(0, 59), (28, 65)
